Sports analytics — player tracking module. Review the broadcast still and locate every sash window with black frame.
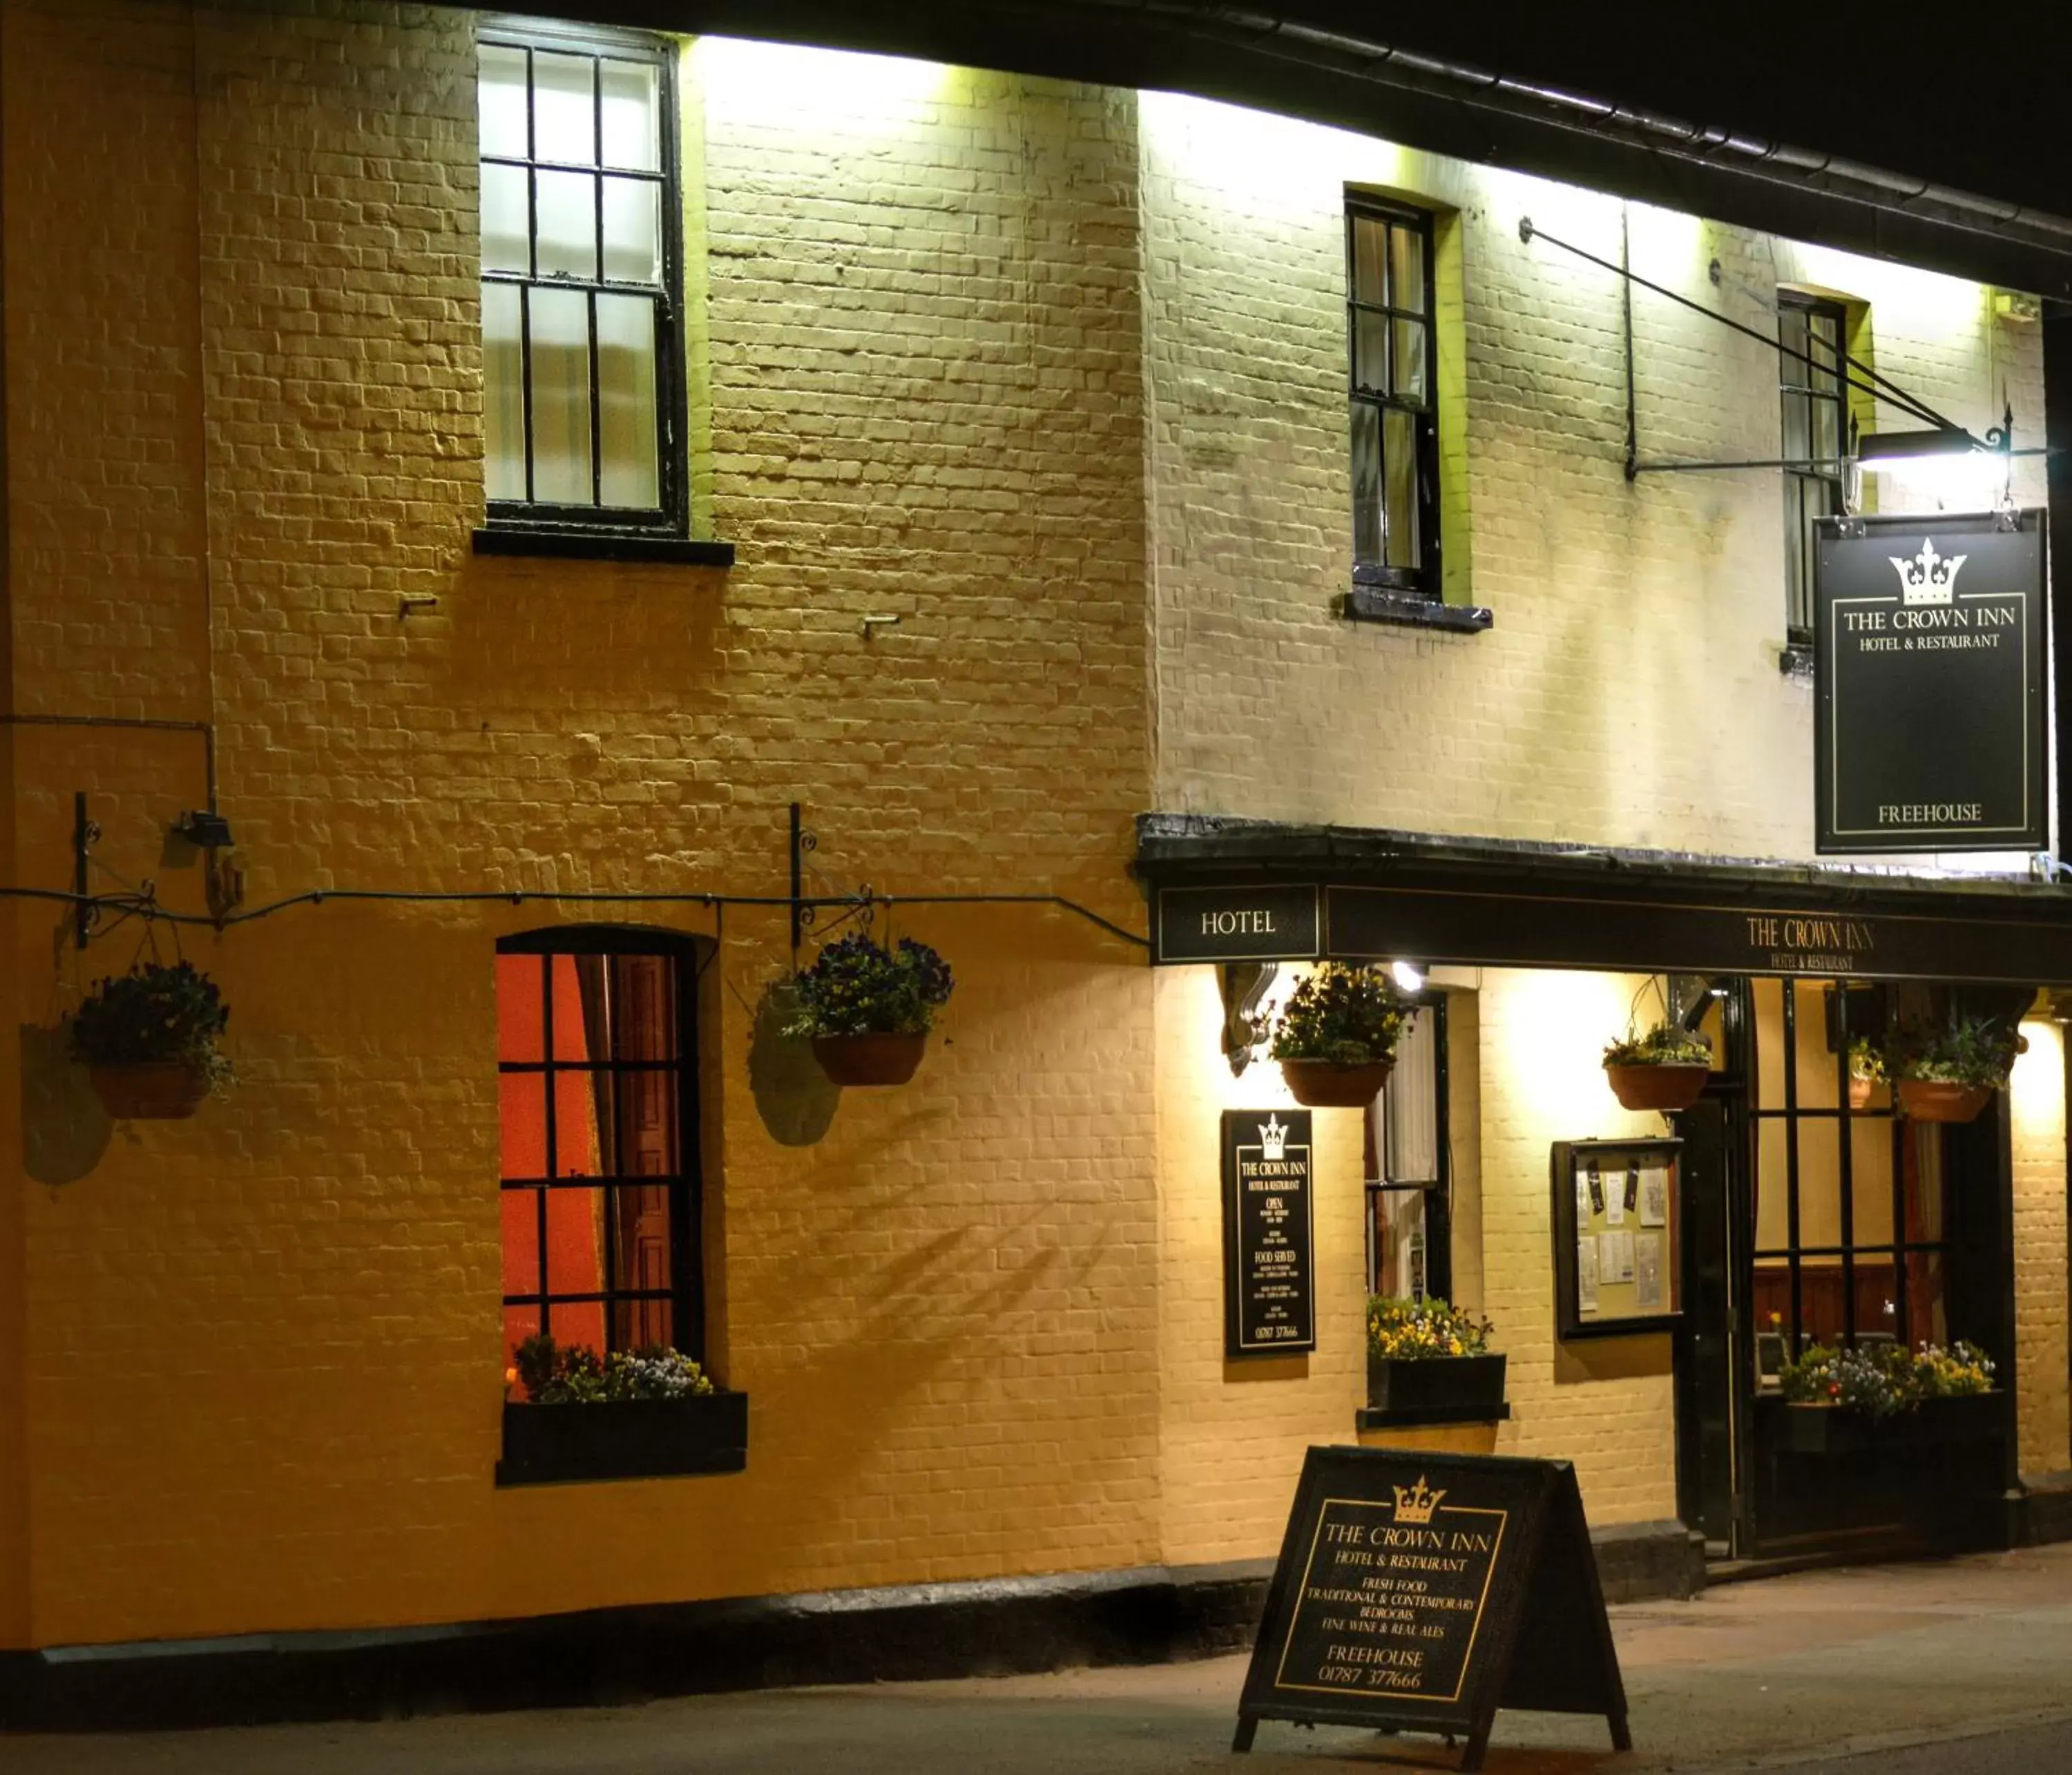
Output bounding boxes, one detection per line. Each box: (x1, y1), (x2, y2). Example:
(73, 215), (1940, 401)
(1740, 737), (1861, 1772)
(478, 21), (687, 536)
(496, 929), (704, 1381)
(1365, 998), (1452, 1301)
(1778, 293), (1849, 651)
(1347, 199), (1440, 598)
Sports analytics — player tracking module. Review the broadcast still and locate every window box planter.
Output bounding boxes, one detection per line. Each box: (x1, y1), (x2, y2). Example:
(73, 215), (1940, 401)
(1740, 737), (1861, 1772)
(1772, 1391), (2004, 1456)
(1894, 1080), (1992, 1124)
(497, 1392), (748, 1486)
(1279, 1057), (1392, 1107)
(812, 1031), (927, 1087)
(88, 1059), (211, 1120)
(1366, 1352), (1506, 1417)
(1604, 1064), (1709, 1113)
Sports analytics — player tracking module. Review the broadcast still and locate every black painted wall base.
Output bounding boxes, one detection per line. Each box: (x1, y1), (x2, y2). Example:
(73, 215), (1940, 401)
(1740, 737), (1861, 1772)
(0, 1526), (1702, 1733)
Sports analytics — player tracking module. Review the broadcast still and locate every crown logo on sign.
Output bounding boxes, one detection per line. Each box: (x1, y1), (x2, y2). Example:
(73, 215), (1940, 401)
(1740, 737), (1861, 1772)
(1392, 1476), (1446, 1525)
(1889, 537), (1966, 606)
(1258, 1113), (1288, 1161)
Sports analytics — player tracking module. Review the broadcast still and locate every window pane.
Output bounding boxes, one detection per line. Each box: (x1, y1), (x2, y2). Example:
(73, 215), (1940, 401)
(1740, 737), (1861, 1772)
(535, 169), (597, 280)
(1390, 224), (1426, 315)
(609, 954), (678, 1063)
(533, 50), (596, 165)
(1350, 400), (1383, 567)
(1383, 407), (1418, 569)
(499, 1072), (547, 1180)
(1352, 308), (1388, 396)
(479, 44), (530, 160)
(1904, 1125), (1947, 1241)
(602, 178), (661, 285)
(1850, 1116), (1897, 1245)
(1812, 396), (1841, 466)
(1808, 312), (1840, 387)
(1778, 306), (1809, 384)
(1369, 1187), (1430, 1298)
(495, 953), (545, 1062)
(554, 1066), (603, 1178)
(598, 295), (660, 508)
(1906, 1249), (1948, 1346)
(1852, 1256), (1901, 1346)
(611, 1184), (674, 1291)
(480, 164), (530, 276)
(1392, 319), (1427, 404)
(501, 1188), (544, 1297)
(1350, 213), (1388, 303)
(1781, 392), (1810, 461)
(487, 285), (530, 501)
(600, 57), (660, 171)
(503, 1305), (541, 1388)
(1796, 1117), (1841, 1249)
(528, 287), (593, 505)
(553, 954), (599, 1062)
(546, 1185), (607, 1296)
(1754, 1115), (1789, 1253)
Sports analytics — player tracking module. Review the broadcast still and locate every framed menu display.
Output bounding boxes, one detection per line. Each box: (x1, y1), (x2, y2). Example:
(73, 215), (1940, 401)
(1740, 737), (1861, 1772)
(1550, 1138), (1682, 1339)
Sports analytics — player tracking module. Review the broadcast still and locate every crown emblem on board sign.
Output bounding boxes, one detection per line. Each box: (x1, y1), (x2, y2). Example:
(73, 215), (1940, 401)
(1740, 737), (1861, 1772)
(1257, 1113), (1288, 1161)
(1889, 537), (1966, 606)
(1392, 1475), (1446, 1524)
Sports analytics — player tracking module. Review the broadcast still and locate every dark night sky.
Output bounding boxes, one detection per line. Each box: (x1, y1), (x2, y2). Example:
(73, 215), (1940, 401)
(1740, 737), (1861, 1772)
(1293, 4), (2072, 218)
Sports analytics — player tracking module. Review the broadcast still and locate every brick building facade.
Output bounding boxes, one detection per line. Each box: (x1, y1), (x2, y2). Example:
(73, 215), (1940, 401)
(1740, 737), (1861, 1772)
(2, 0), (2068, 1720)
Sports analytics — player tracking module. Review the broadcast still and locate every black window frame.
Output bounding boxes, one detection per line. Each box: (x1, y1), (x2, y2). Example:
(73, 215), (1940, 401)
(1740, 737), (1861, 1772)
(477, 17), (691, 542)
(1364, 995), (1452, 1303)
(1751, 977), (1944, 1370)
(495, 924), (705, 1366)
(1778, 292), (1850, 651)
(1345, 196), (1441, 599)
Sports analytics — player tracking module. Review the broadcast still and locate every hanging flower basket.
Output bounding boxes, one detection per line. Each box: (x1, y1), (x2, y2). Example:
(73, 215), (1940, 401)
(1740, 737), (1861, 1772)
(1848, 1075), (1883, 1112)
(1602, 1019), (1713, 1113)
(811, 1031), (928, 1087)
(1896, 1080), (1993, 1124)
(1279, 1057), (1393, 1107)
(1604, 1064), (1709, 1113)
(785, 934), (953, 1089)
(88, 1060), (211, 1120)
(70, 961), (231, 1120)
(1269, 963), (1412, 1110)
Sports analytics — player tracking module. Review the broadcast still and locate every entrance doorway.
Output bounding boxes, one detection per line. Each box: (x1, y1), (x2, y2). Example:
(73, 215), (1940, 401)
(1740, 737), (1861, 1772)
(1673, 978), (2016, 1562)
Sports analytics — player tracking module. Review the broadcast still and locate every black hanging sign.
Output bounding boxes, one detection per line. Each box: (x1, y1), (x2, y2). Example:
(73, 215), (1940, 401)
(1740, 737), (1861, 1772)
(1220, 1109), (1316, 1357)
(1815, 510), (2048, 854)
(1234, 1448), (1629, 1771)
(1156, 884), (1320, 963)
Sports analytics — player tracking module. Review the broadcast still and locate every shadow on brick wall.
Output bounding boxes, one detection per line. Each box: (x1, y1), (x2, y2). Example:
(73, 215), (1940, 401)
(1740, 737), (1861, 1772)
(19, 1022), (109, 1184)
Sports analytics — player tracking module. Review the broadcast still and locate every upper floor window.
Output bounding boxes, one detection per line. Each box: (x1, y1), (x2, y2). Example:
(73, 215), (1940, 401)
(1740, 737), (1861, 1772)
(497, 928), (704, 1381)
(1347, 200), (1439, 597)
(478, 22), (685, 534)
(1779, 293), (1849, 649)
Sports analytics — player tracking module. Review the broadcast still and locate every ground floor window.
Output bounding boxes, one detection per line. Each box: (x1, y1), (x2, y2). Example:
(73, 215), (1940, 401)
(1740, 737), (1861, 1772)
(1365, 996), (1451, 1301)
(495, 928), (703, 1382)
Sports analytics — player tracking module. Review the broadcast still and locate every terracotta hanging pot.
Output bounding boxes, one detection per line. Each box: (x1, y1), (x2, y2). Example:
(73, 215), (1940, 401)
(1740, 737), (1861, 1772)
(1895, 1079), (1992, 1124)
(1278, 1057), (1393, 1107)
(88, 1060), (211, 1120)
(1848, 1075), (1886, 1112)
(1604, 1063), (1709, 1113)
(812, 1031), (928, 1087)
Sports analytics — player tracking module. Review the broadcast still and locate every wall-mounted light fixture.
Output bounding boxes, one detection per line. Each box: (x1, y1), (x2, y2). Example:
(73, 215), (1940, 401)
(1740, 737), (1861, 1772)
(172, 809), (233, 850)
(1390, 960), (1426, 995)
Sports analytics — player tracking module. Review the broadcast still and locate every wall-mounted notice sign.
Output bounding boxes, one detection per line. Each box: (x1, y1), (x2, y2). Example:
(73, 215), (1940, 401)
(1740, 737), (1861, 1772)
(1814, 510), (2047, 854)
(1233, 1448), (1630, 1769)
(1220, 1109), (1316, 1357)
(1156, 884), (1320, 963)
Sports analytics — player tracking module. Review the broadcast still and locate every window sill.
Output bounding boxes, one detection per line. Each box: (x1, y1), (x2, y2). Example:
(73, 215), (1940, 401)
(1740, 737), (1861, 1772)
(473, 527), (736, 568)
(1356, 1402), (1512, 1431)
(1340, 586), (1492, 633)
(1778, 642), (1814, 681)
(495, 1392), (747, 1487)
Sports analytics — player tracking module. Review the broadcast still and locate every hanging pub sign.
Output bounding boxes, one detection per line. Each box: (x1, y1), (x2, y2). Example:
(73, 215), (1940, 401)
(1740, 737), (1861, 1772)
(1233, 1447), (1630, 1769)
(1814, 510), (2047, 854)
(1220, 1109), (1316, 1357)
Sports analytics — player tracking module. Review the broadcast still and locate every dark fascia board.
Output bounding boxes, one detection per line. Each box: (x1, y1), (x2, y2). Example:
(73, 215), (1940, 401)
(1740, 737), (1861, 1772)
(1133, 812), (2072, 926)
(456, 0), (2072, 300)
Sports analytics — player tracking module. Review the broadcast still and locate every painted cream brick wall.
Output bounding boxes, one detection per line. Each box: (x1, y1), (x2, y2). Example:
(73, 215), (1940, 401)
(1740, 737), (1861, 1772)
(5, 6), (1158, 1647)
(2012, 1020), (2069, 1477)
(1140, 93), (2049, 866)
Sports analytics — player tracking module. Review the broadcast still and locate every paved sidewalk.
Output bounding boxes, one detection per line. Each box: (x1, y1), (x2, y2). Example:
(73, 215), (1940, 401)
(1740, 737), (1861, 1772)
(10, 1544), (2072, 1773)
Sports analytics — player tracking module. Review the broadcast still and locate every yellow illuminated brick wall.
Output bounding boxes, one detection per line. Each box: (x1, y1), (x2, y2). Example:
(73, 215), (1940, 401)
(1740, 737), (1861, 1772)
(1140, 93), (2049, 862)
(2012, 1021), (2069, 1478)
(3, 2), (1155, 1649)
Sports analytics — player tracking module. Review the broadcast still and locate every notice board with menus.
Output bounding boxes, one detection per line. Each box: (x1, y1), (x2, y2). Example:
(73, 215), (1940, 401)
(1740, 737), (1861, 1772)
(1233, 1447), (1629, 1769)
(1552, 1138), (1682, 1339)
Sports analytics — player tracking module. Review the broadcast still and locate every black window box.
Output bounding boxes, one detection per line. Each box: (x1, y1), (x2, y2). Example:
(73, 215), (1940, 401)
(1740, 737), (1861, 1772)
(1365, 1352), (1507, 1417)
(1766, 1390), (2004, 1457)
(472, 527), (736, 567)
(497, 1393), (748, 1487)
